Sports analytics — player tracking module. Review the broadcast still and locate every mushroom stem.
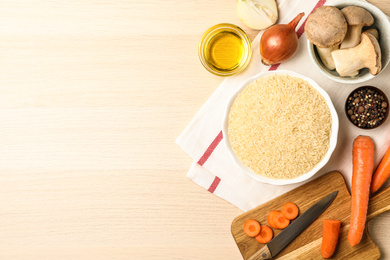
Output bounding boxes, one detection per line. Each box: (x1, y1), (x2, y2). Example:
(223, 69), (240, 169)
(339, 6), (374, 49)
(331, 32), (381, 77)
(316, 45), (338, 70)
(340, 25), (364, 49)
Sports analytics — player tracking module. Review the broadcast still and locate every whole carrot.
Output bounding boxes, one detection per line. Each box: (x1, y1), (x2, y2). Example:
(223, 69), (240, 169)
(348, 136), (375, 247)
(371, 143), (390, 193)
(321, 219), (341, 258)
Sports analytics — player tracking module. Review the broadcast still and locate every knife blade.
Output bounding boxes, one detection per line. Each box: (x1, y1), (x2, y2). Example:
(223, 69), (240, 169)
(248, 191), (338, 260)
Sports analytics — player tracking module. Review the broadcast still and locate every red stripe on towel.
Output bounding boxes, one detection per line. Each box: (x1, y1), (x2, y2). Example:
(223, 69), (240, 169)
(208, 176), (221, 193)
(269, 64), (280, 71)
(197, 130), (223, 166)
(202, 0), (327, 192)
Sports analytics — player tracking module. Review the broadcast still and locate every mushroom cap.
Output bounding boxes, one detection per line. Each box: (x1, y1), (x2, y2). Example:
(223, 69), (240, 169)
(341, 6), (374, 27)
(365, 28), (379, 40)
(305, 6), (347, 48)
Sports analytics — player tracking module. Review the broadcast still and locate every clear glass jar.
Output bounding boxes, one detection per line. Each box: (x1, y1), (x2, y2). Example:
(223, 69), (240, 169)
(198, 23), (252, 76)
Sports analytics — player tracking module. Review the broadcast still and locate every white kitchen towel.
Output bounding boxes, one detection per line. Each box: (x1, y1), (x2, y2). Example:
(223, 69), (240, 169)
(176, 0), (390, 212)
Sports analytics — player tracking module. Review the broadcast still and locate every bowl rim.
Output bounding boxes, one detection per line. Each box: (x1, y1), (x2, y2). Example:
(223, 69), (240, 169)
(307, 0), (390, 84)
(222, 70), (339, 185)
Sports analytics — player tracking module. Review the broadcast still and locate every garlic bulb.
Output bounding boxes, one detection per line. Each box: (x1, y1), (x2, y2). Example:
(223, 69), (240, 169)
(237, 0), (278, 30)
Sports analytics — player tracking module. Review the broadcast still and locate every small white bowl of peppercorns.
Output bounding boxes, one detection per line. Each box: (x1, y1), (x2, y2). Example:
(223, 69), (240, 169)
(345, 86), (388, 129)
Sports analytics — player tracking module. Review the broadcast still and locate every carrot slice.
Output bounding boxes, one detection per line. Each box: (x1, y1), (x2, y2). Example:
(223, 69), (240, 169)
(371, 143), (390, 193)
(255, 225), (273, 244)
(281, 202), (299, 220)
(274, 211), (290, 229)
(348, 135), (375, 247)
(321, 219), (341, 258)
(243, 219), (261, 237)
(267, 210), (280, 229)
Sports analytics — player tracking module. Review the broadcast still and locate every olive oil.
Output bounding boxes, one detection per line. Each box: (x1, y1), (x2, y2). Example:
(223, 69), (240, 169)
(199, 24), (251, 76)
(205, 31), (246, 72)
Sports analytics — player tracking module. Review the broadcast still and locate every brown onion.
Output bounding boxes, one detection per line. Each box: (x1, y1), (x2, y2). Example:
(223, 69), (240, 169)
(260, 12), (305, 65)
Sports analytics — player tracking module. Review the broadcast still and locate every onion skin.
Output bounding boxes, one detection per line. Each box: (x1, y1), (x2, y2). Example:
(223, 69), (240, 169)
(260, 12), (305, 65)
(260, 26), (299, 65)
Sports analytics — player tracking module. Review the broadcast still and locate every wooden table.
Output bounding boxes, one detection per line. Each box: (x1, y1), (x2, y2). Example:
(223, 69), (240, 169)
(0, 1), (389, 259)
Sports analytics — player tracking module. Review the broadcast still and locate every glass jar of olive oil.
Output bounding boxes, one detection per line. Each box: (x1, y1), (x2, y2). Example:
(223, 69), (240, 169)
(199, 23), (252, 76)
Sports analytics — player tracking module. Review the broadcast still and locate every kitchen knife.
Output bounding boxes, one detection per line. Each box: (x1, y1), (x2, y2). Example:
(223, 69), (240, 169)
(248, 191), (338, 260)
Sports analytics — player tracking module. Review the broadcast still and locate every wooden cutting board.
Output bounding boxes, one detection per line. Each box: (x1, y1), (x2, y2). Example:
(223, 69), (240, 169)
(231, 171), (390, 259)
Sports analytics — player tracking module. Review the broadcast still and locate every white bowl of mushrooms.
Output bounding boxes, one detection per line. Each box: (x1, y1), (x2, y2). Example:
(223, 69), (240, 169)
(306, 0), (390, 84)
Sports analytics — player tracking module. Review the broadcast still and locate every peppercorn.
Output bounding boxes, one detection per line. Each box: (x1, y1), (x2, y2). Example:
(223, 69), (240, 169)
(345, 86), (388, 129)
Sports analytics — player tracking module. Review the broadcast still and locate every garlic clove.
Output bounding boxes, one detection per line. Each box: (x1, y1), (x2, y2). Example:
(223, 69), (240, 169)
(237, 0), (278, 30)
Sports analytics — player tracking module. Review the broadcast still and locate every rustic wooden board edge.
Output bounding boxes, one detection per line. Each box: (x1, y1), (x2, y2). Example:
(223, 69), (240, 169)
(365, 225), (381, 260)
(230, 171), (347, 258)
(230, 171), (390, 259)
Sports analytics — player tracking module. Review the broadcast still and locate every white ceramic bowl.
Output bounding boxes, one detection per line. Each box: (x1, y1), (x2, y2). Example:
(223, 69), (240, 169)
(222, 70), (339, 185)
(307, 0), (390, 84)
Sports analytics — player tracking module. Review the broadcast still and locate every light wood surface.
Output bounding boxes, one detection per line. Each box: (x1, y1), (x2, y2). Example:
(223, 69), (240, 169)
(232, 172), (390, 259)
(0, 1), (389, 259)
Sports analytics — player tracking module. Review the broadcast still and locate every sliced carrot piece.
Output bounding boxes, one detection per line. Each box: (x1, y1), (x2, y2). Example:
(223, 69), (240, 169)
(243, 219), (261, 237)
(274, 211), (290, 229)
(321, 219), (341, 258)
(282, 202), (299, 220)
(256, 225), (273, 244)
(267, 210), (280, 229)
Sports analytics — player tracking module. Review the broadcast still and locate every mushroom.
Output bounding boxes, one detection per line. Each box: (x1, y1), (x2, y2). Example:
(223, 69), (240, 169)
(365, 28), (379, 40)
(331, 32), (381, 77)
(314, 46), (339, 71)
(340, 6), (374, 49)
(305, 6), (347, 70)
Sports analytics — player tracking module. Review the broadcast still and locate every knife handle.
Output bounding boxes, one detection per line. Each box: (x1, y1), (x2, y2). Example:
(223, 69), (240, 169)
(247, 245), (272, 260)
